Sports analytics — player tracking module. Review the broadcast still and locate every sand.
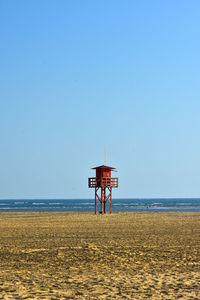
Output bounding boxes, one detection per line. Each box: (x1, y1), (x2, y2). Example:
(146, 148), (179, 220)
(0, 212), (199, 299)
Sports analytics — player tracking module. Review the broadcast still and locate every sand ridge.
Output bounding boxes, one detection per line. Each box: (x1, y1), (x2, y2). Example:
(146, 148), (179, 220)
(0, 212), (199, 299)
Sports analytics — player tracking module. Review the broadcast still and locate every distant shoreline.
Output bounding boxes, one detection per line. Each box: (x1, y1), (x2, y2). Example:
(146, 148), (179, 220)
(1, 197), (200, 200)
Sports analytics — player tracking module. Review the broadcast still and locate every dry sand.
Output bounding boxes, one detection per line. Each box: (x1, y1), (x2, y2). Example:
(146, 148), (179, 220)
(0, 212), (199, 299)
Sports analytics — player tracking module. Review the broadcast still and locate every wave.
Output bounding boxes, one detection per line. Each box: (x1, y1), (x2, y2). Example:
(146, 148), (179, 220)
(0, 199), (200, 212)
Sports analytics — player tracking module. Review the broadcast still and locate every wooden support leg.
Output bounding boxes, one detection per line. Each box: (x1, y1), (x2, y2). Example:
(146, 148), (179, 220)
(101, 188), (103, 213)
(104, 188), (106, 214)
(110, 188), (112, 214)
(95, 188), (97, 214)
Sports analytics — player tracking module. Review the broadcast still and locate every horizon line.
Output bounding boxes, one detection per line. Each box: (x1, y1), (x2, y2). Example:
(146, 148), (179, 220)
(0, 197), (200, 201)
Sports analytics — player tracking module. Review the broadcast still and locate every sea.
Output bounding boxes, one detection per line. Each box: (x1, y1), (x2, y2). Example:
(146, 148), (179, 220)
(0, 199), (200, 212)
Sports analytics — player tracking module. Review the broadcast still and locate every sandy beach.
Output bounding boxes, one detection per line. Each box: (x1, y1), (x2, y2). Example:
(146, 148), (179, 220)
(0, 212), (199, 299)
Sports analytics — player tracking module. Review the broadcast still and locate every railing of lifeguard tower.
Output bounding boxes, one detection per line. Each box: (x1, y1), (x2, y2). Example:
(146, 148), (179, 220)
(88, 177), (118, 188)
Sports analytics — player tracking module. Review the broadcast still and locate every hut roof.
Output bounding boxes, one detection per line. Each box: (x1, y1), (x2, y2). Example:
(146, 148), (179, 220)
(91, 165), (116, 170)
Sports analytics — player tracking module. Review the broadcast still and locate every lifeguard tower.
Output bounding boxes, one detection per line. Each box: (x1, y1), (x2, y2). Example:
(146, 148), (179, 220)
(88, 165), (118, 214)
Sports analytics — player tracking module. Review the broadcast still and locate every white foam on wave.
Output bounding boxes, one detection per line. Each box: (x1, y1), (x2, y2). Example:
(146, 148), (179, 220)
(0, 207), (12, 209)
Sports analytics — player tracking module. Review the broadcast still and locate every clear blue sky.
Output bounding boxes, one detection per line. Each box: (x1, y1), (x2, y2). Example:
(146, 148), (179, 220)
(0, 1), (200, 199)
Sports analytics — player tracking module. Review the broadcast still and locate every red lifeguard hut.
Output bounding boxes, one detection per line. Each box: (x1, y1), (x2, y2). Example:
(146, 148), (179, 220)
(88, 165), (118, 214)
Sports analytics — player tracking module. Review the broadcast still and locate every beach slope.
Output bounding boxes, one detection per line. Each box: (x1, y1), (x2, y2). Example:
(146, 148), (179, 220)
(0, 212), (199, 299)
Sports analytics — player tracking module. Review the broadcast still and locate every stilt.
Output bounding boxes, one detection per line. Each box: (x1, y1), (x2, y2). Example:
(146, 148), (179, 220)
(110, 188), (112, 214)
(95, 187), (97, 214)
(104, 187), (106, 214)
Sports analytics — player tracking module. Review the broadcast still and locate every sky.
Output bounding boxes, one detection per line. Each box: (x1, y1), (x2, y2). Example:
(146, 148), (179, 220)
(0, 0), (200, 199)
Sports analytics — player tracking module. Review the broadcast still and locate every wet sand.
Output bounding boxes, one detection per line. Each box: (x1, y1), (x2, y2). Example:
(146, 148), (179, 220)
(0, 212), (199, 299)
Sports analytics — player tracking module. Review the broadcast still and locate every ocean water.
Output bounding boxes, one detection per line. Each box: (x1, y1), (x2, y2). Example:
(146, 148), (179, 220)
(0, 199), (200, 212)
